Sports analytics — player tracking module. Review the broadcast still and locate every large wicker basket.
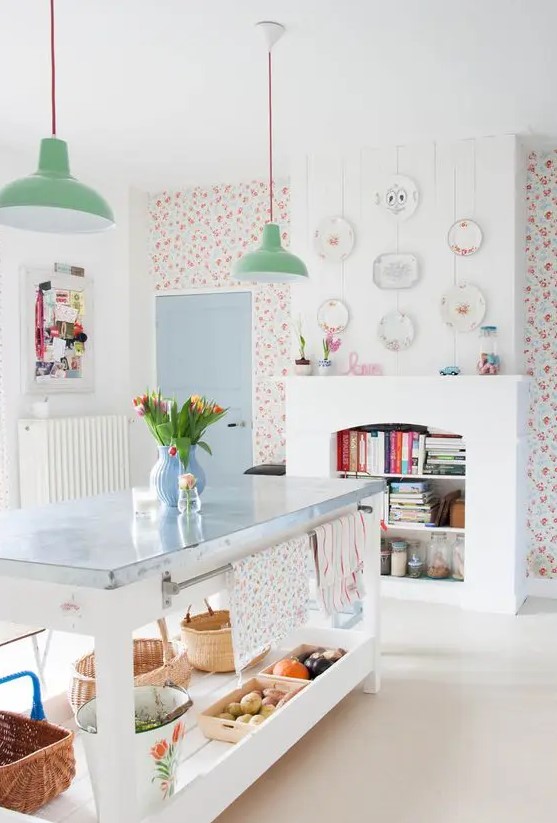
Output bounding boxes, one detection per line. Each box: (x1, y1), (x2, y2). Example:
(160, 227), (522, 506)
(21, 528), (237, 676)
(69, 618), (192, 714)
(0, 671), (75, 814)
(181, 600), (268, 673)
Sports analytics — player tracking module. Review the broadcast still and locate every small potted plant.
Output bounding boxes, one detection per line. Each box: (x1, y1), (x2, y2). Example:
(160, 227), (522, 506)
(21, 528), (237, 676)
(318, 333), (342, 375)
(294, 318), (312, 375)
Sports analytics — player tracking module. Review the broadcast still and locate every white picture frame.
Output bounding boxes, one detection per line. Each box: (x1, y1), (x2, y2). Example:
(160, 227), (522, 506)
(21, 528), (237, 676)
(21, 265), (94, 394)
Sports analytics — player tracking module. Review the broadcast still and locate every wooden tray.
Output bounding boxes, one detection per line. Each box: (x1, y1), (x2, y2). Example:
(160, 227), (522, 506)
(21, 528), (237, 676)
(259, 643), (346, 683)
(198, 677), (307, 744)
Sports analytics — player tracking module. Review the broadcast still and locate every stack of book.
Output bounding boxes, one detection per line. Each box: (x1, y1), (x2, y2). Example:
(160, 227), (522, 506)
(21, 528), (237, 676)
(423, 434), (466, 476)
(387, 480), (439, 525)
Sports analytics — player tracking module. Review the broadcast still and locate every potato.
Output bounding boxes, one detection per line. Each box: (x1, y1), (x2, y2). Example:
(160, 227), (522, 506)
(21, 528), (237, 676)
(240, 692), (262, 715)
(259, 704), (276, 719)
(226, 702), (243, 718)
(250, 714), (266, 726)
(218, 712), (235, 721)
(237, 714), (252, 724)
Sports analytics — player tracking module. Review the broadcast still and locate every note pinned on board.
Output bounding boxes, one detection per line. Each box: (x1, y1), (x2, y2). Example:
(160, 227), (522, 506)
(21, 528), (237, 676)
(55, 303), (78, 323)
(52, 337), (67, 361)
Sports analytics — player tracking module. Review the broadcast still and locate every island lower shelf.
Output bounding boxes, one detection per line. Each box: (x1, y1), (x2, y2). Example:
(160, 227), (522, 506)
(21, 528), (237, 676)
(36, 626), (375, 823)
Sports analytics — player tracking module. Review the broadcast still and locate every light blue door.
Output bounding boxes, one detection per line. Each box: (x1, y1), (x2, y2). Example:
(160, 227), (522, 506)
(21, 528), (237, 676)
(156, 292), (253, 478)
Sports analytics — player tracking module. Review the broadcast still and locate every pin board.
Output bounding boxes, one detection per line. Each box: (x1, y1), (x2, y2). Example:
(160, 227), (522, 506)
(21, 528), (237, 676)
(22, 265), (94, 394)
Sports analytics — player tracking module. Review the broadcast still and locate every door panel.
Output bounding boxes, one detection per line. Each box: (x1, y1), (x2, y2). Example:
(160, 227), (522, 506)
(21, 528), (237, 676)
(156, 292), (253, 477)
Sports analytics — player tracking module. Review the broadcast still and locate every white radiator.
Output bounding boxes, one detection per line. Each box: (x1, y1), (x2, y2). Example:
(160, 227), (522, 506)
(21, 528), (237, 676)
(18, 415), (130, 507)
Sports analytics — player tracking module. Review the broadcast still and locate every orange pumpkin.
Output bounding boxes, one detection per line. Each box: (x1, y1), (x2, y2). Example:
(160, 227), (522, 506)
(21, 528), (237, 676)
(272, 658), (310, 680)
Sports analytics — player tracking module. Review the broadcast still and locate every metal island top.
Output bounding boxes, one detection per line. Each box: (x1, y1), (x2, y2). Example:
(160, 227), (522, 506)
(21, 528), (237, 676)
(0, 475), (383, 590)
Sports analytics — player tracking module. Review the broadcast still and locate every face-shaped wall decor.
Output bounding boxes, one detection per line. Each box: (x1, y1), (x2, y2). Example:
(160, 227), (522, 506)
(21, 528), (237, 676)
(374, 174), (419, 221)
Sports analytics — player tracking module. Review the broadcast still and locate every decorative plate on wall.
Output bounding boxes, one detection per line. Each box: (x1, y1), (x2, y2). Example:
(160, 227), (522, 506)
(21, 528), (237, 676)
(448, 219), (483, 256)
(373, 253), (419, 289)
(314, 217), (355, 262)
(374, 174), (419, 221)
(317, 299), (349, 334)
(440, 283), (486, 332)
(378, 311), (415, 351)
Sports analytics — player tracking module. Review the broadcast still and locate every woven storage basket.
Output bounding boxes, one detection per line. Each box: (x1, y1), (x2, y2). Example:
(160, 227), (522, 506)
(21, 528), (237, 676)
(181, 600), (269, 673)
(69, 618), (192, 714)
(0, 671), (75, 814)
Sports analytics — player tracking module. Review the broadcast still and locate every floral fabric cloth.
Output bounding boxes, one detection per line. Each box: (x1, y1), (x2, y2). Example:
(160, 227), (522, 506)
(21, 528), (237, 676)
(312, 512), (366, 615)
(229, 536), (310, 672)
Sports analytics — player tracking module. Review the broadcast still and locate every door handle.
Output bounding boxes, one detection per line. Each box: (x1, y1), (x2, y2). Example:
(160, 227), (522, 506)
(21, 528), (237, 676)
(227, 422), (246, 428)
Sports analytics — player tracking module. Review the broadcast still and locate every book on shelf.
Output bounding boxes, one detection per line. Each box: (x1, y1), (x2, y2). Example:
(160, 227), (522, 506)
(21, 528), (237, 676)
(337, 427), (466, 477)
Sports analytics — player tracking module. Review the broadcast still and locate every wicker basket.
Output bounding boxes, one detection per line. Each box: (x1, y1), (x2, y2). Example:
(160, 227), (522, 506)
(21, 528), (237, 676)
(69, 618), (192, 714)
(0, 670), (75, 814)
(181, 600), (269, 673)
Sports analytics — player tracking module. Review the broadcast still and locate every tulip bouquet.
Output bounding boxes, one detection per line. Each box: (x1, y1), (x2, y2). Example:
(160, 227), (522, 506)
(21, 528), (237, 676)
(132, 390), (227, 468)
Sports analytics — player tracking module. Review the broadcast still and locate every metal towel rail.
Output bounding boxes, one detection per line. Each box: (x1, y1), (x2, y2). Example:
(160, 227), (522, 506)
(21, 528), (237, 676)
(161, 504), (373, 607)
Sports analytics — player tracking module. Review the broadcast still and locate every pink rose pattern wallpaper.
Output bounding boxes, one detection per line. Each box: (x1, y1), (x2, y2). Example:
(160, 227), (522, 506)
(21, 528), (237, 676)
(148, 181), (291, 463)
(525, 150), (557, 578)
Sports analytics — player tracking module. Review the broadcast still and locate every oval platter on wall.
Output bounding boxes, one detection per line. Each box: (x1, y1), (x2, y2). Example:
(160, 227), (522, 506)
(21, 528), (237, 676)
(373, 253), (419, 289)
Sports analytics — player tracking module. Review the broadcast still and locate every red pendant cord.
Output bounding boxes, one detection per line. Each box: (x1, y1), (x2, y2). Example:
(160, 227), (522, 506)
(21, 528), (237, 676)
(268, 50), (273, 223)
(50, 0), (57, 135)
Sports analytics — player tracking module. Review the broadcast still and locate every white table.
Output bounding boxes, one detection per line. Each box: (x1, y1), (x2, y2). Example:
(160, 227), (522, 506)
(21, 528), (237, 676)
(0, 476), (383, 823)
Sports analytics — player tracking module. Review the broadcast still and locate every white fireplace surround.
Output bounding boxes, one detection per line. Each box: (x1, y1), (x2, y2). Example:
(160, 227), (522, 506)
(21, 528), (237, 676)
(286, 375), (531, 614)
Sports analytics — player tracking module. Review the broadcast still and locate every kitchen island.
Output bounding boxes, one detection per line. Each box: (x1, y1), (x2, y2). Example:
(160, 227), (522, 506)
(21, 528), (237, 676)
(0, 475), (383, 823)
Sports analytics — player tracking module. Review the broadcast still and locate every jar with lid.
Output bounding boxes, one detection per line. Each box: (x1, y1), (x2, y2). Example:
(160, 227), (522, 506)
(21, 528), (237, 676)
(452, 534), (465, 580)
(477, 325), (500, 375)
(391, 540), (408, 577)
(380, 539), (392, 576)
(427, 533), (451, 579)
(407, 550), (424, 578)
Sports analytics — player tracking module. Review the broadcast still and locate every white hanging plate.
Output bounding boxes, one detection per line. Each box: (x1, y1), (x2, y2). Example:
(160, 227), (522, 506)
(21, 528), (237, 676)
(373, 253), (419, 289)
(440, 283), (486, 332)
(378, 311), (415, 351)
(374, 174), (419, 221)
(448, 219), (483, 256)
(317, 299), (349, 334)
(314, 216), (355, 262)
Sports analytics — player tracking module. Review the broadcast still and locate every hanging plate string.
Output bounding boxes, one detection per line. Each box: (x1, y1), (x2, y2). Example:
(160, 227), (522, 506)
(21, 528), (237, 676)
(267, 50), (273, 223)
(50, 0), (57, 136)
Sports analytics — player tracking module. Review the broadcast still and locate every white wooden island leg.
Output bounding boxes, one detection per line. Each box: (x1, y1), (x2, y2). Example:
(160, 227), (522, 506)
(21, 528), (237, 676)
(362, 501), (381, 694)
(94, 620), (138, 823)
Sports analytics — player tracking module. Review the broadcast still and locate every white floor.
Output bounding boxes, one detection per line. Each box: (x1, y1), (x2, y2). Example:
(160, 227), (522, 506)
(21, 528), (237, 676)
(3, 597), (557, 823)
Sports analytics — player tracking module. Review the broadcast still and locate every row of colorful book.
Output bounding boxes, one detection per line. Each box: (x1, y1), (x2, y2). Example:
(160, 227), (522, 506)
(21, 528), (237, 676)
(337, 427), (466, 476)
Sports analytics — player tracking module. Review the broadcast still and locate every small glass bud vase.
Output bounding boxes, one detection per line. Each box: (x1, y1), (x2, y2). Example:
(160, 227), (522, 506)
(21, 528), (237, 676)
(178, 487), (201, 515)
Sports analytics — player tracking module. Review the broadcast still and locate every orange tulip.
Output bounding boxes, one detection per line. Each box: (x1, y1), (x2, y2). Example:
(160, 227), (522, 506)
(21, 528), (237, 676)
(213, 405), (223, 414)
(172, 721), (184, 744)
(150, 739), (169, 760)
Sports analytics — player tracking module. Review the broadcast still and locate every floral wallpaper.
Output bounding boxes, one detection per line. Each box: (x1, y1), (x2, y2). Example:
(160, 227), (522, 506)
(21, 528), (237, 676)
(525, 150), (557, 578)
(148, 181), (291, 464)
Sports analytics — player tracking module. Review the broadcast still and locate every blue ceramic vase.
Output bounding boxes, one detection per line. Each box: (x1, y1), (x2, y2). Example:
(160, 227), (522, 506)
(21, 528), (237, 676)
(150, 444), (207, 507)
(187, 445), (206, 495)
(150, 446), (182, 507)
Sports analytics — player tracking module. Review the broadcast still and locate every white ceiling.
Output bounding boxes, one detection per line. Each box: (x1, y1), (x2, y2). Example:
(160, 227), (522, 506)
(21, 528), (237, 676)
(0, 0), (556, 190)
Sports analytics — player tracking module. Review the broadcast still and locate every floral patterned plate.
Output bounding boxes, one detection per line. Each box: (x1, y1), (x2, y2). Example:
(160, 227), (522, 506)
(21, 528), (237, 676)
(317, 299), (349, 334)
(378, 311), (415, 351)
(448, 219), (483, 256)
(440, 283), (486, 332)
(314, 217), (355, 262)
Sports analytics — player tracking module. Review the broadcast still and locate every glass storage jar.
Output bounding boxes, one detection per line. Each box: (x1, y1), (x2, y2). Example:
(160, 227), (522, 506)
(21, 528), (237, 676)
(407, 550), (424, 578)
(391, 540), (408, 577)
(452, 534), (465, 580)
(427, 533), (452, 579)
(380, 539), (392, 576)
(477, 325), (500, 375)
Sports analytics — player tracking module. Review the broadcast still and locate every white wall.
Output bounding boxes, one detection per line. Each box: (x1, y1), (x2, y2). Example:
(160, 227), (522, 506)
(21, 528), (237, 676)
(0, 147), (133, 506)
(289, 135), (526, 376)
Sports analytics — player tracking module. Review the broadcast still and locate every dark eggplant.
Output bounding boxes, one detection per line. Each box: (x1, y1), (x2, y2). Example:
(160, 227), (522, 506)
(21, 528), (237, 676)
(311, 657), (334, 678)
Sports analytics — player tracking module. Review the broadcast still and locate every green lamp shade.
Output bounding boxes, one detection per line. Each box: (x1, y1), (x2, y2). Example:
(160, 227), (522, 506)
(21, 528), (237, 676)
(0, 137), (114, 234)
(232, 222), (308, 283)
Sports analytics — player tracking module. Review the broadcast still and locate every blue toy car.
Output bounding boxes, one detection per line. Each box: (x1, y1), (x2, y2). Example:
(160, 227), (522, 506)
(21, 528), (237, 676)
(439, 366), (461, 376)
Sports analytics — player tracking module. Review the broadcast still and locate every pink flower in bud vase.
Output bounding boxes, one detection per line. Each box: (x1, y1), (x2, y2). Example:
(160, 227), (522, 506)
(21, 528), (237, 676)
(179, 473), (197, 490)
(168, 446), (177, 457)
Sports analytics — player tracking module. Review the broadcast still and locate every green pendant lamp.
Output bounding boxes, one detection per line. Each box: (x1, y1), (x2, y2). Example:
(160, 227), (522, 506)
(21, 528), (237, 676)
(232, 22), (308, 284)
(0, 0), (114, 234)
